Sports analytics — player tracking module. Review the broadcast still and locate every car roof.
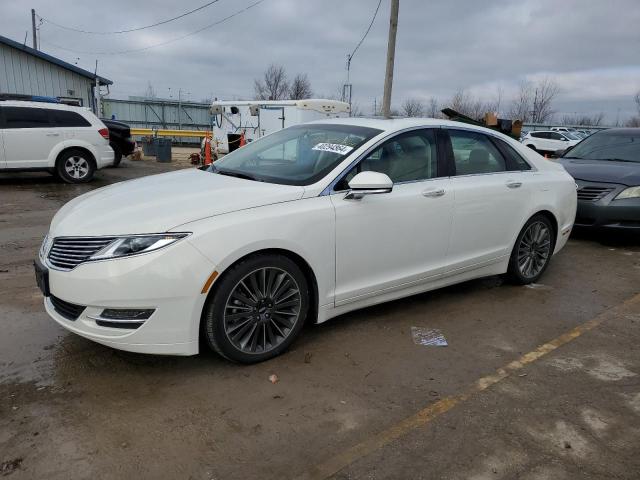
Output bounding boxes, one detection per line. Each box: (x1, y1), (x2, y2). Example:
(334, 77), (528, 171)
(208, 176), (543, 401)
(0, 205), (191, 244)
(308, 116), (505, 136)
(0, 100), (91, 113)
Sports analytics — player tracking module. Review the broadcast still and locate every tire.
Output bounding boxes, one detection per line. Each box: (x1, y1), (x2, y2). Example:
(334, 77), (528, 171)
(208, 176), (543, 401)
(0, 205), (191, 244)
(56, 149), (96, 183)
(111, 143), (123, 167)
(506, 214), (555, 285)
(203, 254), (310, 363)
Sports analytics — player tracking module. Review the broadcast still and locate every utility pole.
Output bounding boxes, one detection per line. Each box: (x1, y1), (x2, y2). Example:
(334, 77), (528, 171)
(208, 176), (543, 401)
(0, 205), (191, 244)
(382, 0), (399, 118)
(31, 9), (37, 50)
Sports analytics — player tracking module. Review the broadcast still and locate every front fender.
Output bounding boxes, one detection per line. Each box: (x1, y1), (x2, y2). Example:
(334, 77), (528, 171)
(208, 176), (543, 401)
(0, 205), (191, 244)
(178, 196), (336, 308)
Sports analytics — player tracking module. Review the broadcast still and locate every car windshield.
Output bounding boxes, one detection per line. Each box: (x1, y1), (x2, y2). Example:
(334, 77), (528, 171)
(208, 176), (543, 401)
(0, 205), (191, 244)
(563, 131), (640, 163)
(208, 124), (382, 185)
(562, 132), (581, 140)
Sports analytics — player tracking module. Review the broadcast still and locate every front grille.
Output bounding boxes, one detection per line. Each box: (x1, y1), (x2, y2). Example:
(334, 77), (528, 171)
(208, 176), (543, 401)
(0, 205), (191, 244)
(50, 295), (86, 321)
(577, 186), (614, 202)
(48, 237), (116, 270)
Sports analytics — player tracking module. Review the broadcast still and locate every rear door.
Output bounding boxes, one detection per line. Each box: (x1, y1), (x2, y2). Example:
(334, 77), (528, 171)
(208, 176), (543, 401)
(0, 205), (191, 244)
(444, 128), (534, 271)
(1, 106), (59, 168)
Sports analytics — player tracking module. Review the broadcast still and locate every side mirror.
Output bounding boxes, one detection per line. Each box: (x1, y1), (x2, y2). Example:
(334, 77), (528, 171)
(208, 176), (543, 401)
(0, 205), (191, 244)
(345, 171), (393, 200)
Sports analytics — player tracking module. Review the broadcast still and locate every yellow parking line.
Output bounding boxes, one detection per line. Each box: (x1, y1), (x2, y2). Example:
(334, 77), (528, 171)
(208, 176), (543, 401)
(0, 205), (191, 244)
(297, 292), (640, 480)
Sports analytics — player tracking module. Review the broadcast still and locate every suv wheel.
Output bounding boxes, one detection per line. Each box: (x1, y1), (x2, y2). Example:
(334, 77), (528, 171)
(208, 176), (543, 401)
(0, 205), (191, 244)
(56, 149), (96, 183)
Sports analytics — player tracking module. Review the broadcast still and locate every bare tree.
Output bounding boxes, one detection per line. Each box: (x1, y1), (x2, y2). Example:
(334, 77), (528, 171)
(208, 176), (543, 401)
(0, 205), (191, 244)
(144, 81), (157, 99)
(350, 101), (363, 117)
(254, 64), (290, 100)
(561, 113), (605, 126)
(530, 77), (559, 123)
(401, 98), (424, 117)
(426, 96), (440, 118)
(627, 116), (640, 127)
(508, 78), (559, 123)
(289, 73), (313, 100)
(449, 89), (492, 120)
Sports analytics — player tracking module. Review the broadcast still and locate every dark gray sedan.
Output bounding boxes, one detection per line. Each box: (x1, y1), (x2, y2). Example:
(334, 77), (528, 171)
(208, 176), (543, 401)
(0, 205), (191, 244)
(558, 128), (640, 230)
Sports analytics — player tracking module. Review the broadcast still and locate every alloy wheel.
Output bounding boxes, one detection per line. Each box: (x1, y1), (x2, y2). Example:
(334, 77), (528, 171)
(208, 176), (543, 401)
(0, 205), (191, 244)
(517, 221), (552, 279)
(223, 267), (302, 354)
(64, 156), (90, 179)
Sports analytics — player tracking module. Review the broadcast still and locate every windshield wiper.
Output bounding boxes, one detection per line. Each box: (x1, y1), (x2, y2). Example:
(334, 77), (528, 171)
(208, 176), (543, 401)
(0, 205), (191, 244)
(215, 169), (261, 181)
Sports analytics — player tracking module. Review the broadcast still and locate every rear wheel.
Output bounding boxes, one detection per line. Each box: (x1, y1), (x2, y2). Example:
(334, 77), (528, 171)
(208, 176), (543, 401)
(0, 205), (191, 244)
(203, 254), (309, 363)
(56, 149), (96, 183)
(506, 214), (555, 284)
(110, 143), (123, 167)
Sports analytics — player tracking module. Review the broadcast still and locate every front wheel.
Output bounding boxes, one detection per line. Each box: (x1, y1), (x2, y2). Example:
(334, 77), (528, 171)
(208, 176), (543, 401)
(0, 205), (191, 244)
(203, 254), (309, 363)
(506, 215), (555, 284)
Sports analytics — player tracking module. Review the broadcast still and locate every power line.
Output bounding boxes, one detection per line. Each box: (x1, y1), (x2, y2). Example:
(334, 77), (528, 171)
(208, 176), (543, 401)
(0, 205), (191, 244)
(349, 0), (383, 62)
(40, 0), (266, 55)
(38, 0), (222, 35)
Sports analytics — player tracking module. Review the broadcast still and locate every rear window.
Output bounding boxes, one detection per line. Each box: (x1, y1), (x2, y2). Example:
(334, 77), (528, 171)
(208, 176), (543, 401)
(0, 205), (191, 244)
(51, 110), (91, 127)
(2, 107), (51, 128)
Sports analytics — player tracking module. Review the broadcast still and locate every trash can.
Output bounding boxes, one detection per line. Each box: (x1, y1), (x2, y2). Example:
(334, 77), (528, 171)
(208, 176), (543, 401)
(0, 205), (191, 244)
(155, 138), (172, 162)
(141, 136), (156, 156)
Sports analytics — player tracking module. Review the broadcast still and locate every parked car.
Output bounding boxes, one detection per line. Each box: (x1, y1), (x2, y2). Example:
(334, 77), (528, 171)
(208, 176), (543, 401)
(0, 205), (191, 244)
(521, 130), (580, 154)
(35, 118), (576, 363)
(558, 128), (640, 230)
(101, 118), (135, 167)
(0, 100), (113, 183)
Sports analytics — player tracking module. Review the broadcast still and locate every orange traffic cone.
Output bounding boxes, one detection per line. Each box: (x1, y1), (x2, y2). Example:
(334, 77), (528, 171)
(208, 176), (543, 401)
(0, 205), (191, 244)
(544, 153), (549, 160)
(239, 131), (246, 147)
(204, 134), (212, 165)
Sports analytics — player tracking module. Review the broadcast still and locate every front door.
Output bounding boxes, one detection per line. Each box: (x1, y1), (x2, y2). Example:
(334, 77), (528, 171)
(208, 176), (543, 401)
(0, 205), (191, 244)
(1, 106), (59, 168)
(331, 129), (453, 305)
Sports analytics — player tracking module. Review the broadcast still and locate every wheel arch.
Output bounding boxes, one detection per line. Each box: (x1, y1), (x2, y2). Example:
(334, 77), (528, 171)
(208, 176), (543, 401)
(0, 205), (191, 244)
(199, 247), (321, 343)
(55, 145), (97, 169)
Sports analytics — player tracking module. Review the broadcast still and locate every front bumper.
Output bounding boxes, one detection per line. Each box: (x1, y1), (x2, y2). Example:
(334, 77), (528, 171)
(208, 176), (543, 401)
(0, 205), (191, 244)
(575, 182), (640, 230)
(40, 239), (216, 355)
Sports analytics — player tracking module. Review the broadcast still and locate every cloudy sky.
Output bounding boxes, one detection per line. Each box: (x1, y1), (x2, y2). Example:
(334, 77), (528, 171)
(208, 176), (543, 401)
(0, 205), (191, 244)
(2, 0), (640, 122)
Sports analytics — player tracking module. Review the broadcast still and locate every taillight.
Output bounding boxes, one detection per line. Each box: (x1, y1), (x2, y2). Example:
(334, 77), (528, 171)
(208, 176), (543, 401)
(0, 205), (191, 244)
(98, 128), (109, 140)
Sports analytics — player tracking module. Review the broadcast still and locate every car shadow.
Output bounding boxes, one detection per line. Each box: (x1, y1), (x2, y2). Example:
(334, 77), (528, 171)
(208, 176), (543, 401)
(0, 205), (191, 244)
(571, 227), (640, 247)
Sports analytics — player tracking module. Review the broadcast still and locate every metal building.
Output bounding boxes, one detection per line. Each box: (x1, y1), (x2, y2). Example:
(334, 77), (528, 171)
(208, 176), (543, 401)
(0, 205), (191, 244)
(0, 35), (112, 110)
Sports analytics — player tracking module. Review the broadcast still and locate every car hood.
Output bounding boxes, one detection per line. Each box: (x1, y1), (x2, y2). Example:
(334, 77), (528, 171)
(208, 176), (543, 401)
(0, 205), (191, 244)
(558, 158), (640, 186)
(50, 169), (305, 237)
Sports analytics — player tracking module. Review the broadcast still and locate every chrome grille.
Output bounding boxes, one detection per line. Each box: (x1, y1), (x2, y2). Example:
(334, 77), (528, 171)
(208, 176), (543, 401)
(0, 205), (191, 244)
(577, 186), (614, 202)
(48, 237), (116, 270)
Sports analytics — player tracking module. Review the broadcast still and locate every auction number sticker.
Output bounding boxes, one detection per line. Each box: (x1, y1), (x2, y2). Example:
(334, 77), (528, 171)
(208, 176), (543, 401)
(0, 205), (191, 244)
(312, 143), (354, 155)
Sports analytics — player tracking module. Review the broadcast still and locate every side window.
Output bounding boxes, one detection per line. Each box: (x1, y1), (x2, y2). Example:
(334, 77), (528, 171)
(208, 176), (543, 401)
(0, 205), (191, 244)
(530, 132), (543, 138)
(335, 129), (438, 190)
(549, 132), (564, 140)
(493, 138), (532, 171)
(2, 107), (51, 128)
(448, 130), (507, 175)
(51, 110), (91, 127)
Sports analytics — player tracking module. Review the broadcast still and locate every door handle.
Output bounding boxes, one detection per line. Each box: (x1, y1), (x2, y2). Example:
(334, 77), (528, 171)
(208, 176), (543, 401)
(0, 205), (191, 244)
(46, 132), (60, 137)
(506, 181), (522, 189)
(422, 188), (445, 198)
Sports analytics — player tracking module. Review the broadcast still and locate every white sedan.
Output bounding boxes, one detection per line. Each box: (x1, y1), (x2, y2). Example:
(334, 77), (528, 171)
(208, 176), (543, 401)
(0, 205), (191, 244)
(35, 118), (577, 363)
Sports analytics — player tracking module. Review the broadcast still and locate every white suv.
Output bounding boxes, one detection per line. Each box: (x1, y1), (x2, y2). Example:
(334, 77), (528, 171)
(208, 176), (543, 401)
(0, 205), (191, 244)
(0, 100), (114, 183)
(521, 130), (579, 154)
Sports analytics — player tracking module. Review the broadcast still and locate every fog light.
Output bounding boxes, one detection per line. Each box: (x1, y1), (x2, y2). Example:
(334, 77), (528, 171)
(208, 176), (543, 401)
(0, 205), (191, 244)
(100, 308), (155, 320)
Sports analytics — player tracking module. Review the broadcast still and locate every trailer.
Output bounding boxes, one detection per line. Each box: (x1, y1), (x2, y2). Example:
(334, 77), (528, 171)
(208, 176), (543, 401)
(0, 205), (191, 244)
(209, 99), (350, 153)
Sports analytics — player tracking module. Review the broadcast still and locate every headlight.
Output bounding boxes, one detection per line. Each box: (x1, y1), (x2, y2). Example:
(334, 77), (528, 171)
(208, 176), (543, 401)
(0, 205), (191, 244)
(39, 234), (50, 259)
(90, 233), (189, 260)
(615, 186), (640, 200)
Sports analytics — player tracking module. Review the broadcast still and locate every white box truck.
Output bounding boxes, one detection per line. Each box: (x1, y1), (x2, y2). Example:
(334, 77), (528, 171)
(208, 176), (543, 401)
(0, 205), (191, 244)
(209, 99), (350, 153)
